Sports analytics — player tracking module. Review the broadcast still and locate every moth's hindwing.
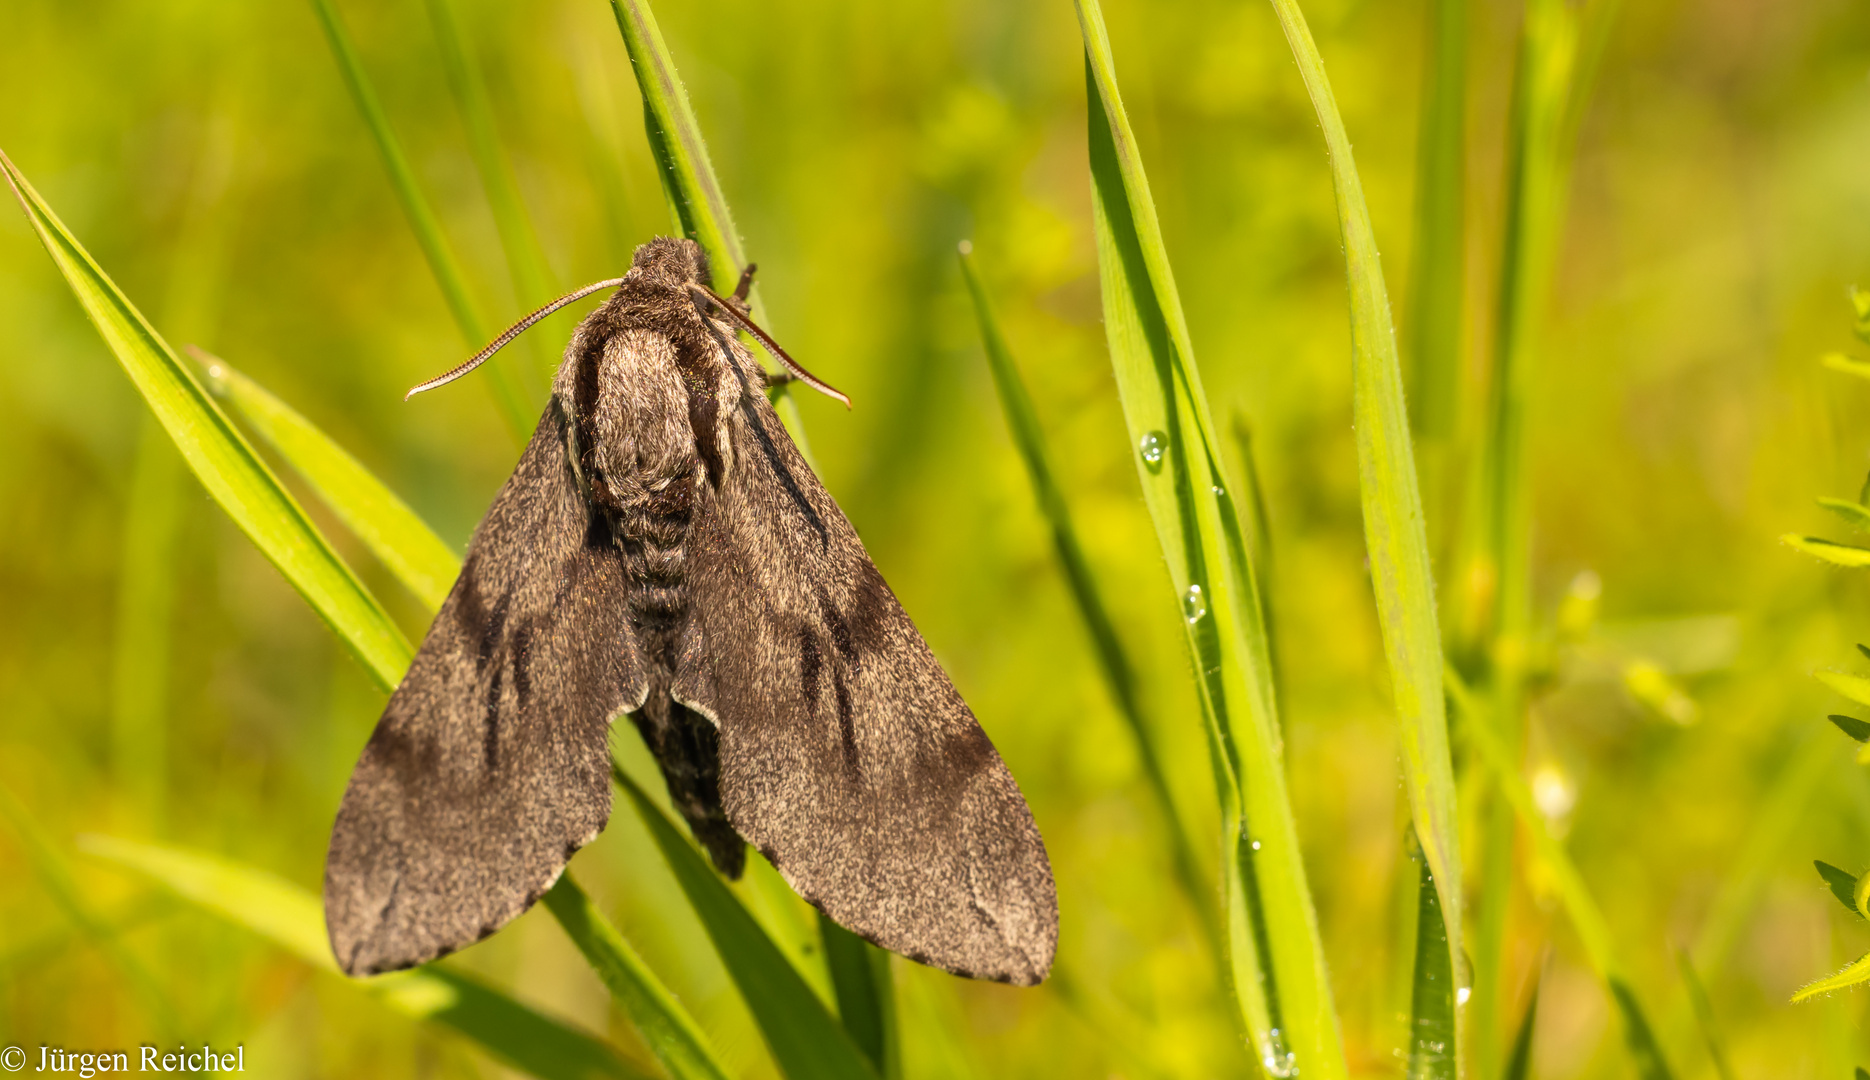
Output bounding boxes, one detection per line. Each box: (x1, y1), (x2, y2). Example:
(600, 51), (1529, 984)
(677, 322), (1060, 986)
(323, 404), (644, 976)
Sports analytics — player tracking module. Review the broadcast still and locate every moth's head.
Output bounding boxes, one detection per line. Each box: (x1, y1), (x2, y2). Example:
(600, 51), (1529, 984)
(630, 237), (711, 291)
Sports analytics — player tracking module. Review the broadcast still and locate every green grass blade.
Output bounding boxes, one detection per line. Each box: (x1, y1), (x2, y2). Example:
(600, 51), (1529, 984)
(1447, 667), (1675, 1078)
(1075, 3), (1344, 1075)
(613, 764), (878, 1080)
(1783, 534), (1870, 568)
(308, 0), (537, 442)
(1, 148), (414, 691)
(0, 785), (179, 1037)
(82, 836), (649, 1080)
(820, 913), (899, 1079)
(1675, 949), (1736, 1080)
(424, 0), (567, 386)
(1406, 844), (1455, 1080)
(1266, 0), (1462, 1040)
(540, 875), (734, 1080)
(605, 0), (812, 454)
(1501, 979), (1539, 1080)
(199, 352), (461, 611)
(1228, 414), (1281, 689)
(111, 418), (185, 832)
(1406, 0), (1466, 444)
(957, 243), (1217, 955)
(1792, 952), (1870, 1003)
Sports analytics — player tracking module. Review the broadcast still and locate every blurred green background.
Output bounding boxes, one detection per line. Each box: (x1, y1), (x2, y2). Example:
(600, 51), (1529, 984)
(6, 0), (1870, 1076)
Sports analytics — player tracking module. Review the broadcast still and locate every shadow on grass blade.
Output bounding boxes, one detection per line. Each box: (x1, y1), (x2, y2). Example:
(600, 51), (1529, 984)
(1406, 839), (1455, 1080)
(84, 836), (651, 1080)
(1501, 977), (1539, 1080)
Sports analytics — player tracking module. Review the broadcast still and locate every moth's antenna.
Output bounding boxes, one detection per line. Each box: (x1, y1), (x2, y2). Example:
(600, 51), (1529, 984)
(405, 278), (627, 400)
(687, 282), (852, 409)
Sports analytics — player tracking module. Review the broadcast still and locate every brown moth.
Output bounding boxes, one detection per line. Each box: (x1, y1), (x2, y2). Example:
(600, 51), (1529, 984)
(323, 237), (1058, 986)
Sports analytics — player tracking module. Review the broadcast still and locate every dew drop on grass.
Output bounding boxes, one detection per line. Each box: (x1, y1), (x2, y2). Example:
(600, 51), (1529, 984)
(1182, 583), (1206, 623)
(1139, 430), (1166, 472)
(1262, 1028), (1298, 1078)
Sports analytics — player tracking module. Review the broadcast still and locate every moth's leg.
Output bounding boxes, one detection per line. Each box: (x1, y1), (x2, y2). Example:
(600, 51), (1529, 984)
(730, 264), (757, 314)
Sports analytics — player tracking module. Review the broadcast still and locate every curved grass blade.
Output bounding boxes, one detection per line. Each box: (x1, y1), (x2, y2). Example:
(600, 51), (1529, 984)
(613, 764), (879, 1080)
(197, 351), (460, 612)
(1074, 3), (1343, 1074)
(1446, 667), (1674, 1079)
(541, 876), (734, 1080)
(1406, 841), (1455, 1080)
(821, 913), (899, 1079)
(1265, 0), (1461, 1043)
(1501, 978), (1539, 1080)
(1675, 949), (1736, 1080)
(0, 785), (179, 1038)
(957, 243), (1217, 956)
(1783, 534), (1870, 568)
(1, 148), (413, 691)
(605, 0), (812, 455)
(308, 0), (537, 442)
(82, 836), (649, 1080)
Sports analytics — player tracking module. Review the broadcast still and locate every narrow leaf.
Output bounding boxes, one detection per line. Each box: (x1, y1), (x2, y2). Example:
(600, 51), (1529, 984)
(1501, 978), (1539, 1080)
(1075, 2), (1345, 1075)
(82, 836), (649, 1080)
(540, 875), (734, 1080)
(0, 148), (413, 690)
(1608, 979), (1675, 1080)
(1819, 497), (1870, 532)
(614, 764), (878, 1080)
(199, 351), (461, 611)
(958, 243), (1216, 953)
(1675, 949), (1737, 1080)
(1405, 0), (1466, 442)
(1405, 845), (1455, 1080)
(1828, 715), (1870, 742)
(308, 0), (537, 441)
(1783, 534), (1870, 567)
(1815, 860), (1862, 916)
(1817, 670), (1870, 709)
(1266, 0), (1461, 1037)
(821, 912), (899, 1079)
(605, 0), (812, 452)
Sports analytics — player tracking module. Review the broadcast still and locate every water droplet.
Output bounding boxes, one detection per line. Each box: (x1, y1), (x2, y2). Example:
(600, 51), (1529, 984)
(1456, 986), (1472, 1006)
(1262, 1028), (1298, 1078)
(1138, 430), (1166, 472)
(1250, 840), (1262, 851)
(1182, 583), (1206, 623)
(207, 364), (224, 379)
(1211, 484), (1225, 498)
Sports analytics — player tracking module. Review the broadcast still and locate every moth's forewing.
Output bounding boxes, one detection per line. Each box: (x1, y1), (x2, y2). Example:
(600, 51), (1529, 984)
(323, 400), (645, 976)
(677, 319), (1060, 986)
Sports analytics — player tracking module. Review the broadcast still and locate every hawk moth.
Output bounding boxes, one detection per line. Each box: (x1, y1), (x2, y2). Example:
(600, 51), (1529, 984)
(323, 236), (1058, 986)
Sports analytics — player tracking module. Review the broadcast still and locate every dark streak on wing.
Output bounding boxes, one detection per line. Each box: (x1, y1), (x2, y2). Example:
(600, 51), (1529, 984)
(715, 326), (829, 551)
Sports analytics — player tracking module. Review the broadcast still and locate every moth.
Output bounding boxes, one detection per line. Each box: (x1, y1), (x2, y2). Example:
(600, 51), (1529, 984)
(324, 237), (1058, 986)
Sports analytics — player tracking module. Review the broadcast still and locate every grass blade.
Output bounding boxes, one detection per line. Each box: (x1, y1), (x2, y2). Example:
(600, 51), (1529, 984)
(198, 351), (461, 611)
(308, 0), (537, 441)
(0, 785), (179, 1037)
(1675, 949), (1736, 1080)
(1265, 0), (1462, 1046)
(1782, 534), (1870, 568)
(1075, 3), (1344, 1074)
(83, 836), (649, 1080)
(1791, 952), (1870, 1003)
(1407, 842), (1456, 1080)
(0, 148), (413, 691)
(1406, 0), (1466, 445)
(1446, 667), (1675, 1079)
(1501, 978), (1539, 1080)
(605, 0), (813, 454)
(821, 913), (899, 1079)
(957, 243), (1217, 954)
(613, 764), (878, 1080)
(540, 875), (735, 1080)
